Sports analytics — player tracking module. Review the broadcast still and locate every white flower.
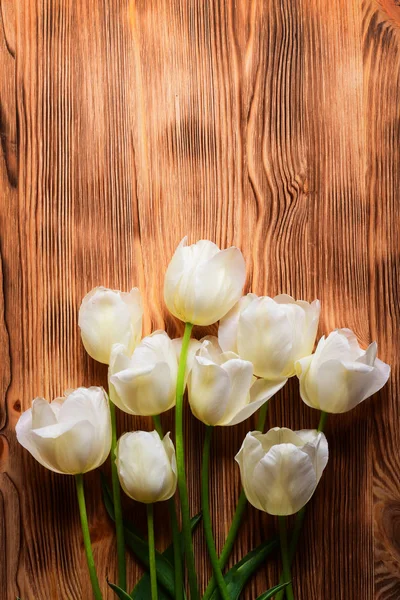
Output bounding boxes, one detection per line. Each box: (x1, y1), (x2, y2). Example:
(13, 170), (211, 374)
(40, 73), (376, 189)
(296, 328), (390, 413)
(188, 337), (286, 426)
(116, 431), (177, 503)
(164, 237), (246, 326)
(109, 331), (178, 416)
(79, 286), (143, 364)
(16, 387), (111, 475)
(235, 428), (328, 515)
(219, 294), (320, 379)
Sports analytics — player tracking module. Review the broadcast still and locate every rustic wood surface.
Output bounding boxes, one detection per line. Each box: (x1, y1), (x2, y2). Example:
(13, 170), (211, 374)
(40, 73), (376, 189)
(0, 1), (399, 598)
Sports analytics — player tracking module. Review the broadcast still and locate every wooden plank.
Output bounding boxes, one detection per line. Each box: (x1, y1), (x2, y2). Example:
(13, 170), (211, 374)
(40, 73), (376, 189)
(0, 0), (398, 598)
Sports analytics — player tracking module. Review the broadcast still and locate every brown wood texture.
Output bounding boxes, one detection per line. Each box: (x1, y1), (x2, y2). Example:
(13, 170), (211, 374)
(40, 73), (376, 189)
(0, 0), (399, 598)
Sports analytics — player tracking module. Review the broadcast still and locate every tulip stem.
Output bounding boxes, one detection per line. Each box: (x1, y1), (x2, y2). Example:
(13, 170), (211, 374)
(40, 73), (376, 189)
(175, 322), (199, 600)
(147, 504), (158, 600)
(75, 474), (103, 600)
(109, 400), (127, 591)
(202, 402), (270, 600)
(317, 410), (328, 433)
(201, 426), (230, 600)
(278, 516), (294, 600)
(276, 410), (329, 600)
(153, 415), (184, 600)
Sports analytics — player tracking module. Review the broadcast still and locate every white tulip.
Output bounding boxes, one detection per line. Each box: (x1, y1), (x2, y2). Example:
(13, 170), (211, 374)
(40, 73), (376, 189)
(164, 237), (246, 326)
(79, 286), (143, 364)
(116, 431), (177, 503)
(235, 428), (328, 516)
(188, 337), (286, 426)
(219, 293), (320, 379)
(16, 387), (111, 475)
(296, 328), (390, 414)
(109, 331), (178, 416)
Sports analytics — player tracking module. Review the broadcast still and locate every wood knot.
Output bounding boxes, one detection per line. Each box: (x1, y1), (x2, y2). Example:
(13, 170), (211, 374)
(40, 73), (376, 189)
(380, 0), (400, 25)
(380, 501), (400, 559)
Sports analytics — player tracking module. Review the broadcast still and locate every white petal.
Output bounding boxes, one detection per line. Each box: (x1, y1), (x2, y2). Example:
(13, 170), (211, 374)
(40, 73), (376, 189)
(16, 406), (63, 473)
(191, 247), (246, 325)
(79, 287), (143, 364)
(31, 398), (58, 429)
(222, 376), (287, 426)
(188, 360), (231, 425)
(252, 444), (317, 515)
(116, 431), (176, 503)
(111, 361), (174, 416)
(215, 359), (254, 425)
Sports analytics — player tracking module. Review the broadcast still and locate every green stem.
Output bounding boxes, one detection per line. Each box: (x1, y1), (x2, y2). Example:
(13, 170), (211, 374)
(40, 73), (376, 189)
(276, 410), (329, 600)
(152, 415), (184, 600)
(175, 322), (199, 600)
(278, 517), (294, 600)
(201, 426), (230, 600)
(256, 401), (269, 431)
(147, 504), (158, 600)
(317, 410), (328, 433)
(203, 401), (270, 600)
(152, 414), (163, 437)
(75, 474), (103, 600)
(109, 401), (127, 591)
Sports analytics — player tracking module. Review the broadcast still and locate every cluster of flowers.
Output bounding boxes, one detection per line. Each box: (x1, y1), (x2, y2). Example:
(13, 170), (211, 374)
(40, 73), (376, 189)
(16, 238), (390, 600)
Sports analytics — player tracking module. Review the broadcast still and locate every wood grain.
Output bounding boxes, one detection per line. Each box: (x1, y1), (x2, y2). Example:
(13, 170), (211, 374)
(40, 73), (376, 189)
(0, 0), (399, 598)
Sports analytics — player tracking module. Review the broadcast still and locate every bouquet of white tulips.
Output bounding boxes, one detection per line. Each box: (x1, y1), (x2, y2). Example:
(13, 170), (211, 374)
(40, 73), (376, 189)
(16, 237), (390, 600)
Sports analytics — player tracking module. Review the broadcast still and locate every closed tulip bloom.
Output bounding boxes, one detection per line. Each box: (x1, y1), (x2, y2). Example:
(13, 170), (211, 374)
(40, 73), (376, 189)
(296, 328), (390, 414)
(116, 431), (177, 503)
(219, 293), (320, 379)
(164, 237), (246, 326)
(16, 387), (111, 475)
(235, 428), (328, 515)
(109, 331), (178, 416)
(188, 337), (287, 426)
(79, 286), (143, 364)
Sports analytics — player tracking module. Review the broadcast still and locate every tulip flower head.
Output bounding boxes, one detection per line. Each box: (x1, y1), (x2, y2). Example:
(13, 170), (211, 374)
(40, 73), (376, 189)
(16, 387), (112, 475)
(108, 331), (179, 416)
(188, 336), (287, 426)
(219, 294), (320, 380)
(235, 427), (328, 516)
(164, 237), (246, 326)
(116, 430), (177, 503)
(79, 286), (143, 364)
(296, 328), (390, 414)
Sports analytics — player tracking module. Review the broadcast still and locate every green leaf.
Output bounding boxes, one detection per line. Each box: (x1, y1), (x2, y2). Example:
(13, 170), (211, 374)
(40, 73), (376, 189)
(107, 579), (133, 600)
(255, 581), (291, 599)
(209, 537), (279, 600)
(131, 512), (202, 599)
(101, 473), (175, 597)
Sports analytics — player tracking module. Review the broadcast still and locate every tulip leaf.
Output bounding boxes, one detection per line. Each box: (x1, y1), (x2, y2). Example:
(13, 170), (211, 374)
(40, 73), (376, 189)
(131, 512), (202, 599)
(255, 581), (291, 599)
(101, 473), (175, 596)
(101, 473), (201, 600)
(209, 537), (279, 600)
(107, 579), (134, 600)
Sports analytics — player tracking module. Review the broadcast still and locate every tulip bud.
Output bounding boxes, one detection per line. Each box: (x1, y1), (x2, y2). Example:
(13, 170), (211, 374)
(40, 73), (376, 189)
(79, 286), (143, 364)
(235, 428), (328, 516)
(296, 328), (390, 414)
(219, 293), (320, 379)
(108, 331), (178, 416)
(16, 387), (111, 475)
(116, 431), (177, 503)
(164, 237), (246, 326)
(187, 337), (286, 426)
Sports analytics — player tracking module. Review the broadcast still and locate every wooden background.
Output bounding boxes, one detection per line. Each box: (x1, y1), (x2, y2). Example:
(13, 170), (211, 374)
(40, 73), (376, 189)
(0, 0), (399, 598)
